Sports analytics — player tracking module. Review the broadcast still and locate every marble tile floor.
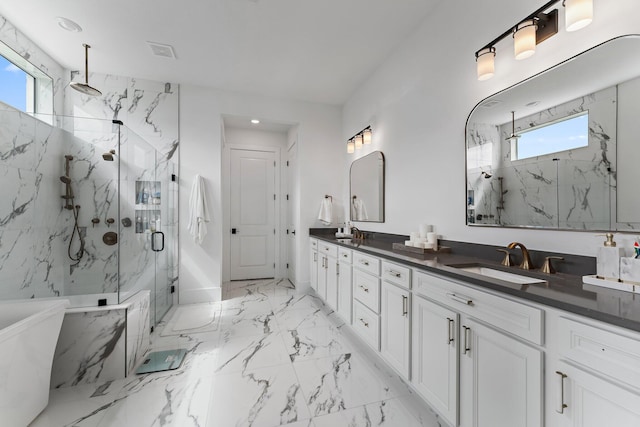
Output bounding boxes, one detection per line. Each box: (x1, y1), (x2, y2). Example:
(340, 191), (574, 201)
(30, 279), (445, 427)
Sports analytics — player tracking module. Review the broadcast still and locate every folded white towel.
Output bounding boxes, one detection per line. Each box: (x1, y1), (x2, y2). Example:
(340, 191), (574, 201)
(352, 198), (368, 221)
(318, 198), (332, 225)
(188, 174), (210, 244)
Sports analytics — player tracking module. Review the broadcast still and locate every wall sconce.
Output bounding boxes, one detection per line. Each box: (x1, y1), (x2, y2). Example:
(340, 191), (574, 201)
(475, 0), (593, 81)
(347, 126), (373, 153)
(347, 138), (355, 154)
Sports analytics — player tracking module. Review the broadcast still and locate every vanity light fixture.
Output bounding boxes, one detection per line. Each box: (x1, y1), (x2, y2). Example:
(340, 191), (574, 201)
(363, 127), (372, 145)
(475, 0), (593, 81)
(347, 126), (373, 153)
(347, 138), (355, 154)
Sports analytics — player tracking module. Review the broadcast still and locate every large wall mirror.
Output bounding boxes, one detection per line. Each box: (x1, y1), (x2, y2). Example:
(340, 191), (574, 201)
(350, 150), (385, 222)
(466, 35), (640, 231)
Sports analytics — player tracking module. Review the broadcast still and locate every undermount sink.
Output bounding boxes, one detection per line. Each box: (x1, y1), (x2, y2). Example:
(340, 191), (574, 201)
(449, 264), (547, 285)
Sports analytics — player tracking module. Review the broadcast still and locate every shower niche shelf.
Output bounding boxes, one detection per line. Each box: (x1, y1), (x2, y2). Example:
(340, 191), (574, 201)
(135, 180), (161, 234)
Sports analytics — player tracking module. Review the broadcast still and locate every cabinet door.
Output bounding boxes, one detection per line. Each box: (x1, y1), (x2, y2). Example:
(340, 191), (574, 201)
(553, 361), (640, 427)
(459, 317), (543, 427)
(325, 256), (338, 310)
(337, 260), (352, 324)
(310, 248), (318, 291)
(380, 282), (410, 378)
(317, 255), (327, 300)
(411, 295), (458, 426)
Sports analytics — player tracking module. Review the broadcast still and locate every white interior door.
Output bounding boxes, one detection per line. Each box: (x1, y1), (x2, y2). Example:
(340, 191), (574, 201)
(230, 148), (276, 280)
(286, 143), (297, 285)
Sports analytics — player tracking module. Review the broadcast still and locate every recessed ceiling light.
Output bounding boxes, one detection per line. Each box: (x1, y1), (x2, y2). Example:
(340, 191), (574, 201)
(525, 101), (541, 107)
(481, 100), (502, 109)
(56, 17), (83, 33)
(251, 119), (260, 124)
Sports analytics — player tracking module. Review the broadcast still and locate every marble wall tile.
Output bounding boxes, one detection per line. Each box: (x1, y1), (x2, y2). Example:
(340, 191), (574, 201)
(125, 291), (151, 376)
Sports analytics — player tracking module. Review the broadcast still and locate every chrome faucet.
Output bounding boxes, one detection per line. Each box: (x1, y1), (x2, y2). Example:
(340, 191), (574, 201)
(507, 242), (534, 270)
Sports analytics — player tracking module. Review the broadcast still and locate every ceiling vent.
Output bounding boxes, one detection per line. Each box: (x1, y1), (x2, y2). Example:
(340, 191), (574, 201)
(147, 42), (176, 59)
(481, 100), (502, 109)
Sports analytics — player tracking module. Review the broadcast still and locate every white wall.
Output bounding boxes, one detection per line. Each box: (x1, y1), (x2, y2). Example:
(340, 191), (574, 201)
(179, 88), (342, 303)
(342, 0), (640, 256)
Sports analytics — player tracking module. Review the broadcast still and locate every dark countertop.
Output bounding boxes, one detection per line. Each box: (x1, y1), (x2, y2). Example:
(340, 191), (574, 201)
(310, 231), (640, 334)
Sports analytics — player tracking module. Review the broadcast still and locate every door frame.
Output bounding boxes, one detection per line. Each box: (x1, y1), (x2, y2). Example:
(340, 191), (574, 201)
(223, 143), (282, 283)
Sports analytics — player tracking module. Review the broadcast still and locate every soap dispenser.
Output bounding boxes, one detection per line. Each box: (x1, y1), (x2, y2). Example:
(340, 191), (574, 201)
(596, 233), (623, 281)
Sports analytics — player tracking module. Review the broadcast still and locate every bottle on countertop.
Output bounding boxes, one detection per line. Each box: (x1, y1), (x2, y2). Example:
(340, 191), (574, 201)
(596, 233), (623, 281)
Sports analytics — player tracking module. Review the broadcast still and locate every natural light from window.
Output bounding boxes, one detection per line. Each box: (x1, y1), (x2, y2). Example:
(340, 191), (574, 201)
(512, 112), (589, 160)
(0, 54), (33, 112)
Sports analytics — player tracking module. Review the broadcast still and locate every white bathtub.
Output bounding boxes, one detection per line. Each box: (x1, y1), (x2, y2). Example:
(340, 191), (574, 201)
(0, 299), (69, 426)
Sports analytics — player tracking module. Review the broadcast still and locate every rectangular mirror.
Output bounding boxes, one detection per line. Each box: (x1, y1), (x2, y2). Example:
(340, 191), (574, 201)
(350, 150), (385, 222)
(466, 35), (640, 231)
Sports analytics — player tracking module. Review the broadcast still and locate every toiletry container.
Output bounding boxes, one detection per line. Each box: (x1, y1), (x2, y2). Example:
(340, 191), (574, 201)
(596, 233), (623, 281)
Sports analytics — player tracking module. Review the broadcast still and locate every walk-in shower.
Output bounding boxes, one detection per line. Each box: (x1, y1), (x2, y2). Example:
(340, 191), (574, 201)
(0, 104), (178, 328)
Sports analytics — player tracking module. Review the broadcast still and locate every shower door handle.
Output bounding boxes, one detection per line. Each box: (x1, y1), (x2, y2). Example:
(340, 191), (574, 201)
(152, 231), (165, 252)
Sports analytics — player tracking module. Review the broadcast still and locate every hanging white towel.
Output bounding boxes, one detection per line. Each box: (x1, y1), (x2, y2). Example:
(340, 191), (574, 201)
(352, 198), (368, 221)
(188, 174), (210, 244)
(318, 197), (333, 225)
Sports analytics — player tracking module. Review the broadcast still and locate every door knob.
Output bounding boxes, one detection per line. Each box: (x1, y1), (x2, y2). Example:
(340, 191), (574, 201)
(231, 228), (237, 234)
(292, 230), (296, 235)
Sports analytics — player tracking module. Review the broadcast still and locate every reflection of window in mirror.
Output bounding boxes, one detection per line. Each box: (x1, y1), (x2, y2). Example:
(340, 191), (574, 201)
(511, 111), (589, 161)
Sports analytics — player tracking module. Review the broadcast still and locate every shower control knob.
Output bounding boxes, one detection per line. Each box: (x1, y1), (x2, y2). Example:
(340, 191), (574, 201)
(106, 218), (115, 227)
(91, 218), (100, 227)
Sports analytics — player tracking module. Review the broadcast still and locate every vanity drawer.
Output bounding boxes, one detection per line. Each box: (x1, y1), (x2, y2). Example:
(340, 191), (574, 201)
(353, 268), (380, 313)
(338, 247), (352, 264)
(353, 300), (380, 350)
(414, 270), (543, 345)
(558, 316), (640, 389)
(353, 252), (380, 276)
(382, 260), (411, 289)
(318, 242), (338, 258)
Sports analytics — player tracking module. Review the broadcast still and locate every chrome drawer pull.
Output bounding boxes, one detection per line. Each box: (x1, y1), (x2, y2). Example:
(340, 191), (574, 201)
(462, 326), (471, 354)
(359, 318), (369, 327)
(359, 285), (369, 293)
(447, 317), (454, 344)
(402, 295), (408, 316)
(556, 371), (568, 414)
(387, 269), (402, 278)
(359, 259), (370, 266)
(447, 293), (473, 305)
(343, 254), (348, 258)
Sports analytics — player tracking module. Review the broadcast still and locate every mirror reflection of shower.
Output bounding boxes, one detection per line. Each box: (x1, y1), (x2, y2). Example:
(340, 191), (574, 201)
(60, 155), (85, 266)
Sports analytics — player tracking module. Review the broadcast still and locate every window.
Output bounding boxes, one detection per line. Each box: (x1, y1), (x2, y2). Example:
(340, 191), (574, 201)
(0, 41), (53, 117)
(0, 54), (34, 112)
(512, 111), (589, 160)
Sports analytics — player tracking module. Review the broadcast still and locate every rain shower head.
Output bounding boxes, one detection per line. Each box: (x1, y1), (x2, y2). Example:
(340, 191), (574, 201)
(60, 175), (71, 184)
(70, 44), (102, 97)
(481, 171), (493, 179)
(102, 149), (116, 161)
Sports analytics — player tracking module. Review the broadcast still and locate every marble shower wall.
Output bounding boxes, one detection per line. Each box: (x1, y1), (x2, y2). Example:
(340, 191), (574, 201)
(468, 86), (616, 229)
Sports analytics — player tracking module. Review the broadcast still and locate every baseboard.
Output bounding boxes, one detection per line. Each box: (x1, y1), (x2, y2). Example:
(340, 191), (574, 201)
(179, 287), (222, 304)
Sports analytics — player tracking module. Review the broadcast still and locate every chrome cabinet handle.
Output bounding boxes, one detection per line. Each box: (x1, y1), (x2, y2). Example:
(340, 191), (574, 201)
(447, 317), (454, 344)
(359, 259), (370, 266)
(387, 269), (402, 278)
(336, 263), (340, 276)
(462, 326), (471, 354)
(447, 293), (473, 305)
(359, 285), (369, 293)
(314, 253), (317, 262)
(556, 371), (568, 414)
(359, 318), (369, 327)
(343, 253), (348, 258)
(402, 295), (408, 316)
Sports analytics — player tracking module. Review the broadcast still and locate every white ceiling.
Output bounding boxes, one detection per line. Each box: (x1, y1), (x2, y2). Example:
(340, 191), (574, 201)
(0, 0), (443, 105)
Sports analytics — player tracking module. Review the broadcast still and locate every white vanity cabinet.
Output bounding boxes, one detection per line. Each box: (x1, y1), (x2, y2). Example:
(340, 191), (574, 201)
(337, 247), (352, 324)
(413, 270), (543, 427)
(352, 252), (381, 350)
(412, 294), (458, 426)
(380, 261), (411, 378)
(310, 239), (318, 292)
(317, 242), (338, 307)
(548, 315), (640, 427)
